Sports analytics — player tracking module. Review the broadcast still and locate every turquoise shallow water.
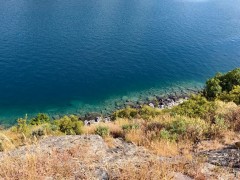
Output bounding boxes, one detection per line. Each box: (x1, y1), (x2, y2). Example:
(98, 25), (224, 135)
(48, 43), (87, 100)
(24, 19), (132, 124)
(0, 0), (240, 124)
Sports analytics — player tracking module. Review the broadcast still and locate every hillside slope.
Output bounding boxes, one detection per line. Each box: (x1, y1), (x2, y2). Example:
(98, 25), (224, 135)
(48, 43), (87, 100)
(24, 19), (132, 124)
(0, 135), (239, 179)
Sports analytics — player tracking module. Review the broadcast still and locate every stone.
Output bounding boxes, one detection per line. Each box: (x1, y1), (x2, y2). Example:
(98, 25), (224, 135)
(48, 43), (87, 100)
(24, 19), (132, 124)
(104, 117), (111, 122)
(234, 142), (240, 148)
(95, 117), (102, 122)
(95, 169), (109, 180)
(84, 120), (89, 126)
(85, 112), (102, 120)
(172, 172), (193, 180)
(200, 144), (240, 168)
(158, 104), (164, 109)
(149, 103), (155, 108)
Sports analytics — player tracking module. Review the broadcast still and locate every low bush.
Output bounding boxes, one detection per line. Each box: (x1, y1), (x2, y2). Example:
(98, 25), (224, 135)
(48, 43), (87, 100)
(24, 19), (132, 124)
(31, 128), (45, 137)
(218, 85), (240, 105)
(159, 129), (177, 141)
(139, 105), (162, 119)
(223, 107), (240, 131)
(204, 68), (240, 104)
(55, 115), (83, 135)
(17, 115), (28, 134)
(171, 95), (217, 121)
(113, 107), (138, 119)
(30, 113), (50, 125)
(145, 122), (163, 132)
(95, 126), (109, 137)
(209, 117), (229, 138)
(164, 117), (208, 141)
(122, 124), (139, 132)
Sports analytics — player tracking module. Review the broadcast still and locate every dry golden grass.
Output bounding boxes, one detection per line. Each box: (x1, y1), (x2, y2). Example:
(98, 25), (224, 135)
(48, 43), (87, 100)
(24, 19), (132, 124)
(0, 144), (96, 180)
(104, 136), (116, 148)
(150, 113), (173, 124)
(107, 155), (214, 180)
(82, 124), (97, 134)
(215, 101), (238, 115)
(125, 129), (143, 145)
(124, 128), (193, 156)
(108, 160), (172, 180)
(196, 131), (240, 152)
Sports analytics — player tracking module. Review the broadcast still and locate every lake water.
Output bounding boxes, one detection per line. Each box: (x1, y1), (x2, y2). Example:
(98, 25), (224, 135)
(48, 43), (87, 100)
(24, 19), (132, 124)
(0, 0), (240, 124)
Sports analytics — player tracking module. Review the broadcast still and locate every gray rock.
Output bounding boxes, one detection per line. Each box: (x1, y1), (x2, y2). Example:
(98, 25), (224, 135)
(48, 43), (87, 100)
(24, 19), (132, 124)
(149, 103), (155, 108)
(200, 145), (240, 168)
(172, 172), (193, 180)
(95, 116), (102, 122)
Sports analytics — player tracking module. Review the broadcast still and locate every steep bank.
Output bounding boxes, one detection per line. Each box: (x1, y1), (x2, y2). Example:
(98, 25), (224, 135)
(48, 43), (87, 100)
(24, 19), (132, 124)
(0, 135), (239, 179)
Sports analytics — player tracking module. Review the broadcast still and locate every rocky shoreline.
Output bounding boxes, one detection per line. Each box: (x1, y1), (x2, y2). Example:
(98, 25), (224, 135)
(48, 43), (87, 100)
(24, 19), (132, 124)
(81, 89), (202, 126)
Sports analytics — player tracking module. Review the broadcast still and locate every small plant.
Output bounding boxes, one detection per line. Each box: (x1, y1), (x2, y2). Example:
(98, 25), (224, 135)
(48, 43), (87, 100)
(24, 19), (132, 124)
(210, 117), (229, 137)
(164, 117), (208, 141)
(122, 124), (139, 132)
(50, 124), (58, 131)
(32, 128), (45, 137)
(172, 95), (217, 120)
(113, 107), (138, 119)
(168, 119), (187, 135)
(145, 122), (163, 132)
(30, 113), (50, 125)
(139, 105), (162, 119)
(219, 85), (240, 105)
(17, 115), (28, 133)
(95, 126), (109, 137)
(224, 107), (240, 131)
(204, 68), (240, 103)
(56, 115), (83, 135)
(159, 129), (177, 141)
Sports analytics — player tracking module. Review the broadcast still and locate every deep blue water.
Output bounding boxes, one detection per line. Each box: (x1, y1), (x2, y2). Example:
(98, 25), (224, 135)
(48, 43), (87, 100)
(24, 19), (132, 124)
(0, 0), (240, 124)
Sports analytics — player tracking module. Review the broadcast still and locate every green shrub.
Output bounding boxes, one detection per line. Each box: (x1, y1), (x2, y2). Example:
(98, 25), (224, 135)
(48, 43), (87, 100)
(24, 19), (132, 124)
(95, 126), (109, 137)
(223, 107), (240, 131)
(122, 124), (139, 132)
(209, 117), (229, 137)
(165, 117), (208, 141)
(50, 124), (59, 132)
(172, 95), (217, 120)
(31, 128), (45, 137)
(204, 76), (222, 100)
(56, 115), (83, 135)
(219, 85), (240, 105)
(17, 115), (28, 133)
(73, 121), (83, 135)
(219, 68), (240, 92)
(168, 119), (187, 135)
(159, 129), (177, 141)
(204, 68), (240, 102)
(145, 122), (163, 132)
(113, 107), (138, 119)
(30, 113), (50, 125)
(139, 105), (162, 119)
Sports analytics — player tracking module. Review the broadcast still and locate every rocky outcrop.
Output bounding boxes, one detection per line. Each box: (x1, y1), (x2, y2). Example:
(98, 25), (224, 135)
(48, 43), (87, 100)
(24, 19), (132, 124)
(0, 135), (239, 179)
(0, 135), (160, 179)
(200, 144), (240, 168)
